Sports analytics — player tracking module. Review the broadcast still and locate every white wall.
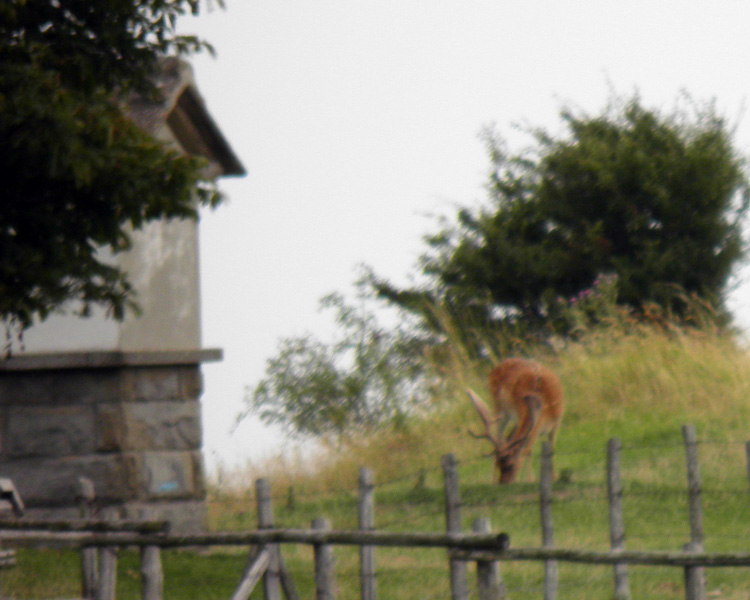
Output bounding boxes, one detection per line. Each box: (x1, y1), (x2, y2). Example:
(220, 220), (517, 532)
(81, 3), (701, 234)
(20, 217), (202, 354)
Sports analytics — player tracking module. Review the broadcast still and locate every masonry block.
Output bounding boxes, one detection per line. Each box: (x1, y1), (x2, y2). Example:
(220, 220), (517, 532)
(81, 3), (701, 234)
(96, 404), (127, 452)
(0, 454), (140, 506)
(98, 401), (201, 452)
(0, 370), (120, 406)
(142, 451), (203, 500)
(121, 367), (182, 402)
(6, 405), (96, 458)
(178, 366), (203, 399)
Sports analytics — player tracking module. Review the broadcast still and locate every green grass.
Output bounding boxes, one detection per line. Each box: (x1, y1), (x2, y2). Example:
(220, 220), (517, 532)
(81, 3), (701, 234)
(7, 325), (750, 598)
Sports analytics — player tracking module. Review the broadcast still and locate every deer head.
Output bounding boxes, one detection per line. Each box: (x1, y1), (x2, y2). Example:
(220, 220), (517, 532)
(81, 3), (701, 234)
(467, 388), (542, 483)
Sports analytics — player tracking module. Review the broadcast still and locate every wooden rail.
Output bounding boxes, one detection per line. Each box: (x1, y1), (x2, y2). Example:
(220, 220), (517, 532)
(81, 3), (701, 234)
(451, 547), (750, 567)
(0, 528), (511, 550)
(0, 519), (169, 533)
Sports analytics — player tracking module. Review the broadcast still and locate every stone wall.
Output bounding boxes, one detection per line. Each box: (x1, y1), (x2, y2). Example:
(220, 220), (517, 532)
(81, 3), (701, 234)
(0, 350), (219, 532)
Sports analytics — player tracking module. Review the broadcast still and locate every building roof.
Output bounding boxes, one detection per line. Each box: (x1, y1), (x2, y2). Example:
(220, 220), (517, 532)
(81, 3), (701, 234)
(126, 57), (245, 177)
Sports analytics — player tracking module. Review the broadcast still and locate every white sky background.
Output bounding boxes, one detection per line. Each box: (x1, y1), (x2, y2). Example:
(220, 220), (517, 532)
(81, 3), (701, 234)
(178, 1), (750, 473)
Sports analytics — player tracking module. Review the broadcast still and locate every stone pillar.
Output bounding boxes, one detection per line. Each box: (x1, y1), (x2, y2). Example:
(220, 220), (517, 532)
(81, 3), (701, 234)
(0, 350), (220, 532)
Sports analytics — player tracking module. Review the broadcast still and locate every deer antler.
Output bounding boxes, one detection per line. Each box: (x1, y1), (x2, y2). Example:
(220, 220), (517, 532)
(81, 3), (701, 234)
(466, 389), (501, 446)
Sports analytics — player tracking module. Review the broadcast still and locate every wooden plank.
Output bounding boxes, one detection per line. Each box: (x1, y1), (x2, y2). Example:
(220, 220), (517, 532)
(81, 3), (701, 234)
(684, 542), (705, 600)
(0, 519), (169, 532)
(358, 467), (376, 600)
(81, 539), (99, 598)
(540, 442), (557, 600)
(473, 518), (505, 600)
(313, 518), (335, 600)
(450, 547), (750, 567)
(230, 546), (271, 600)
(140, 545), (164, 600)
(77, 478), (98, 600)
(682, 425), (706, 600)
(441, 453), (469, 600)
(14, 527), (750, 569)
(256, 478), (282, 600)
(0, 528), (514, 550)
(95, 545), (117, 600)
(682, 425), (704, 545)
(95, 508), (119, 600)
(607, 438), (630, 600)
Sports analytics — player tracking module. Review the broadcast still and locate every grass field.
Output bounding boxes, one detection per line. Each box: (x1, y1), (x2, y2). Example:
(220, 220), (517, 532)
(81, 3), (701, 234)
(5, 322), (750, 598)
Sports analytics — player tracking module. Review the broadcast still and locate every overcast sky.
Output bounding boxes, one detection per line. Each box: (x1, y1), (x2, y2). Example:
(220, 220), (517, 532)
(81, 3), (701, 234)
(178, 2), (750, 472)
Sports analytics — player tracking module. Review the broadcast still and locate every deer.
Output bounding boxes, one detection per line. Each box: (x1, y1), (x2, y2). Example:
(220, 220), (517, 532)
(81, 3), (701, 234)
(466, 358), (564, 483)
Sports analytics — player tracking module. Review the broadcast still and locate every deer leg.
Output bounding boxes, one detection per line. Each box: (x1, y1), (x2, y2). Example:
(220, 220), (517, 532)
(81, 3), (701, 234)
(512, 400), (539, 483)
(521, 444), (535, 482)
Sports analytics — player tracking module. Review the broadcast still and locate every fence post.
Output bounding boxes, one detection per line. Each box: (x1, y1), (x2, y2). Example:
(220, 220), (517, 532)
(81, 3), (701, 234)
(232, 548), (272, 600)
(140, 545), (163, 600)
(359, 467), (376, 600)
(313, 518), (336, 600)
(607, 438), (630, 600)
(256, 478), (282, 600)
(95, 509), (118, 600)
(540, 442), (557, 600)
(77, 477), (98, 600)
(472, 517), (505, 600)
(682, 424), (706, 600)
(441, 453), (469, 600)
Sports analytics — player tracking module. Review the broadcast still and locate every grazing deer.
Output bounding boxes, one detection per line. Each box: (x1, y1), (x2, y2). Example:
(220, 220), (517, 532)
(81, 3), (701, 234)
(467, 358), (564, 483)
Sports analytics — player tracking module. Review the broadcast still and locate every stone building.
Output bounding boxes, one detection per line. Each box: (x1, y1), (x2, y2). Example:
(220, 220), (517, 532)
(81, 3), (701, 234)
(0, 58), (244, 531)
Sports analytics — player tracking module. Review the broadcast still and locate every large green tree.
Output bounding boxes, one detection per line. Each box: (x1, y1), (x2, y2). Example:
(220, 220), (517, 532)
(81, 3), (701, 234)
(374, 95), (749, 334)
(0, 0), (222, 340)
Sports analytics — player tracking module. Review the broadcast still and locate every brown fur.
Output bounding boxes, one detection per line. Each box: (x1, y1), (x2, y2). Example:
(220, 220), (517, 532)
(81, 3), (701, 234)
(469, 358), (564, 483)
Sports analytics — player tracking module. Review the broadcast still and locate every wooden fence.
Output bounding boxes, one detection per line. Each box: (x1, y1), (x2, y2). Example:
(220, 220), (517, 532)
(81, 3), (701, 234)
(3, 424), (750, 600)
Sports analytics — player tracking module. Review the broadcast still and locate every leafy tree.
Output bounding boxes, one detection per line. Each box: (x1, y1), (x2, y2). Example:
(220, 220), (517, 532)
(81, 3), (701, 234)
(241, 287), (428, 440)
(373, 94), (749, 335)
(0, 0), (223, 339)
